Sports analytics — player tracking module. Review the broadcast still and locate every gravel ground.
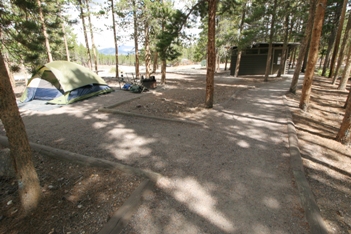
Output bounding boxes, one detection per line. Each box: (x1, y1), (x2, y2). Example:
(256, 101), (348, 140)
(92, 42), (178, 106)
(2, 67), (310, 233)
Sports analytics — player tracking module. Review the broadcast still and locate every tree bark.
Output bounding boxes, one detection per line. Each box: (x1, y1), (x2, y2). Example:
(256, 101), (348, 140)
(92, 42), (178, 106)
(110, 0), (119, 78)
(277, 13), (289, 77)
(160, 7), (166, 84)
(289, 0), (316, 93)
(0, 53), (41, 215)
(336, 88), (351, 144)
(152, 51), (158, 74)
(37, 0), (53, 62)
(329, 0), (347, 78)
(332, 12), (351, 85)
(338, 41), (351, 90)
(299, 0), (327, 111)
(321, 1), (342, 76)
(132, 0), (140, 78)
(86, 0), (98, 72)
(264, 0), (278, 82)
(78, 0), (92, 69)
(205, 0), (216, 108)
(62, 23), (70, 62)
(234, 2), (246, 77)
(234, 50), (242, 77)
(144, 20), (151, 78)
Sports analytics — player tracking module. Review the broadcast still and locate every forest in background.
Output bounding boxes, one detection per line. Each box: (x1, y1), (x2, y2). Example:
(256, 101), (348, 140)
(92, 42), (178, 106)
(2, 0), (351, 221)
(1, 0), (348, 76)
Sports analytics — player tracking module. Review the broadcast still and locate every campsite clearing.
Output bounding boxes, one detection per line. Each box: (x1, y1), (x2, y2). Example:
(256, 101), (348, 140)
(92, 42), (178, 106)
(0, 67), (350, 233)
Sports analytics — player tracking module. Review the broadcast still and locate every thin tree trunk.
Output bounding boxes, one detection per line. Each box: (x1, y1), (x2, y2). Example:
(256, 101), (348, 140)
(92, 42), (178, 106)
(144, 20), (151, 78)
(152, 51), (158, 74)
(291, 47), (297, 68)
(319, 50), (324, 69)
(132, 0), (140, 78)
(78, 0), (92, 69)
(299, 0), (327, 111)
(62, 23), (70, 61)
(86, 0), (98, 72)
(234, 51), (242, 77)
(161, 60), (166, 83)
(301, 39), (310, 73)
(264, 0), (278, 82)
(277, 13), (289, 77)
(329, 0), (347, 78)
(216, 52), (220, 72)
(289, 0), (316, 93)
(0, 53), (42, 215)
(332, 13), (351, 84)
(205, 0), (216, 108)
(322, 1), (343, 76)
(234, 2), (246, 77)
(160, 9), (166, 84)
(110, 0), (119, 78)
(338, 41), (351, 90)
(37, 0), (53, 62)
(336, 88), (351, 144)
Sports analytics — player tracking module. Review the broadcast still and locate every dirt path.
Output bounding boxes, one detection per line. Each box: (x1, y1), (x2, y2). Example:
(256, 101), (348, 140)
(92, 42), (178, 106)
(118, 77), (309, 233)
(3, 68), (343, 233)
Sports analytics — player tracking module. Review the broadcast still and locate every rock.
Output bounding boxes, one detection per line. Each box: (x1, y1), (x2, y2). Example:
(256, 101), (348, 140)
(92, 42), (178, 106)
(0, 149), (16, 178)
(48, 185), (57, 190)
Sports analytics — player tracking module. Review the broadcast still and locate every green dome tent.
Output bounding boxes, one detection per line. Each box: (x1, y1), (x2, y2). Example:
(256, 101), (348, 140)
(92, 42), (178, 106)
(20, 61), (114, 105)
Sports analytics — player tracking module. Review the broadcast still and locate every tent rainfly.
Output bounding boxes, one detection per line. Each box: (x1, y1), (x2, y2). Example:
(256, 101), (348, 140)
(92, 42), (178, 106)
(20, 61), (114, 105)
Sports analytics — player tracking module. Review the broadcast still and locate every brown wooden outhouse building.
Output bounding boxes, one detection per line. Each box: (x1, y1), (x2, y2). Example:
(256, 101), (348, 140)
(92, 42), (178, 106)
(230, 42), (299, 76)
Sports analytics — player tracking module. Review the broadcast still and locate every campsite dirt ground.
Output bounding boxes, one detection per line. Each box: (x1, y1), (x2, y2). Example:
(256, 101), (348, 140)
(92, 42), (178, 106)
(0, 67), (351, 233)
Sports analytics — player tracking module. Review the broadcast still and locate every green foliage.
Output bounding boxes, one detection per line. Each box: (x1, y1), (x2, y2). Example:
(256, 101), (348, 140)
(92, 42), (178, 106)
(155, 1), (204, 62)
(1, 0), (68, 72)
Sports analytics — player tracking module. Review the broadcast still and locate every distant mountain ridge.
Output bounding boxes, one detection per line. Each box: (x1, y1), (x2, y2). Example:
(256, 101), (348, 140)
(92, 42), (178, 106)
(98, 45), (134, 55)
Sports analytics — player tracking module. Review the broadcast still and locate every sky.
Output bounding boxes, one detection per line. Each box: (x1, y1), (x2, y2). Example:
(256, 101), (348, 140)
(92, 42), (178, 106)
(69, 0), (200, 50)
(69, 1), (131, 49)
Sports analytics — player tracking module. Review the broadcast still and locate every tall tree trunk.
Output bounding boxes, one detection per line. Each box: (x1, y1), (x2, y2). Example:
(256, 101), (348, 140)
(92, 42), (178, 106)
(78, 0), (92, 69)
(301, 39), (310, 73)
(160, 10), (166, 84)
(234, 51), (242, 77)
(289, 0), (316, 93)
(132, 0), (140, 78)
(299, 0), (327, 111)
(62, 23), (70, 62)
(216, 52), (220, 72)
(37, 0), (53, 62)
(234, 2), (246, 77)
(86, 0), (98, 72)
(291, 47), (297, 68)
(205, 0), (216, 108)
(144, 20), (151, 78)
(0, 53), (41, 215)
(152, 51), (158, 74)
(332, 13), (351, 84)
(338, 41), (351, 90)
(277, 13), (289, 77)
(264, 0), (278, 82)
(322, 1), (342, 76)
(329, 0), (347, 78)
(110, 0), (119, 78)
(336, 88), (351, 144)
(319, 49), (325, 69)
